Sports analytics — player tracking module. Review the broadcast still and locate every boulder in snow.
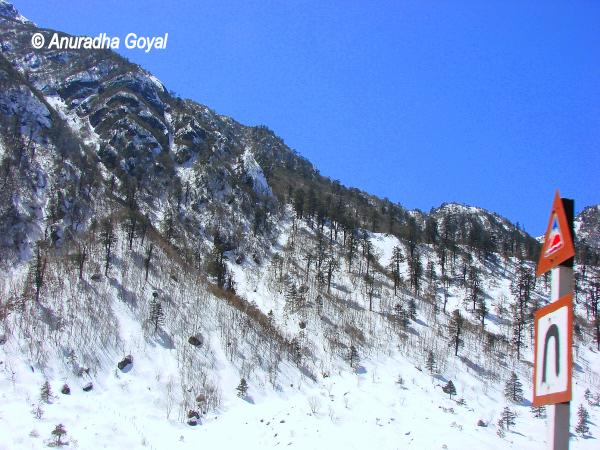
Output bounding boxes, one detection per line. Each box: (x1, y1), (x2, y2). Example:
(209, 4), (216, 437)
(117, 355), (133, 371)
(188, 335), (203, 347)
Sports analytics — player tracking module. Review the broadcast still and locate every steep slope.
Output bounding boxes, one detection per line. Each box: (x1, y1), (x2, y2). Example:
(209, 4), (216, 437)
(576, 205), (600, 265)
(0, 2), (599, 449)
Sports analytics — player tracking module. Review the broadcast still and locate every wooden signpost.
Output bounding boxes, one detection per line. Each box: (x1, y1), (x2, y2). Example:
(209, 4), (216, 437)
(534, 190), (575, 450)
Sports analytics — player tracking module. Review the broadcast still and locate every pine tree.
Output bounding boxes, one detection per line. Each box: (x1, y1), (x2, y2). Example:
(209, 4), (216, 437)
(50, 423), (67, 446)
(30, 242), (47, 303)
(425, 350), (436, 374)
(510, 261), (535, 359)
(584, 388), (593, 405)
(40, 380), (52, 404)
(500, 406), (516, 430)
(530, 404), (546, 418)
(236, 378), (248, 398)
(575, 404), (590, 436)
(348, 345), (359, 369)
(504, 372), (523, 403)
(99, 219), (116, 276)
(448, 309), (463, 356)
(442, 380), (457, 399)
(149, 297), (164, 333)
(394, 302), (409, 329)
(390, 245), (404, 296)
(290, 336), (302, 364)
(476, 297), (487, 329)
(408, 298), (417, 321)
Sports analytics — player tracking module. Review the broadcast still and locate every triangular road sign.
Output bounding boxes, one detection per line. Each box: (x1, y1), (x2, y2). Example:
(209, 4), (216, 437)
(536, 190), (575, 276)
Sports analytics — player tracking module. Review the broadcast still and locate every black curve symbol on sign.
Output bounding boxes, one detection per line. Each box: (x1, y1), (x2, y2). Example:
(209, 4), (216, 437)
(542, 324), (560, 383)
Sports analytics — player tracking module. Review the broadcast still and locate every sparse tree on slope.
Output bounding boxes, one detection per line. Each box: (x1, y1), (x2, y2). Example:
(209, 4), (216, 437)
(425, 350), (436, 374)
(448, 309), (463, 356)
(390, 245), (404, 296)
(99, 219), (116, 276)
(576, 404), (590, 436)
(443, 380), (456, 399)
(236, 378), (248, 398)
(40, 380), (52, 404)
(30, 242), (47, 303)
(149, 296), (164, 333)
(500, 406), (516, 430)
(50, 423), (67, 446)
(348, 345), (360, 369)
(530, 404), (546, 418)
(504, 372), (523, 403)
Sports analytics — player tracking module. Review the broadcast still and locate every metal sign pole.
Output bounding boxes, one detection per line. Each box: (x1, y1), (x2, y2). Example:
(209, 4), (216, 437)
(547, 266), (571, 449)
(547, 197), (574, 450)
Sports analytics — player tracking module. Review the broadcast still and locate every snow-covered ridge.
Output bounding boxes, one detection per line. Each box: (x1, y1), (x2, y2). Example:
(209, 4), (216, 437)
(0, 0), (33, 25)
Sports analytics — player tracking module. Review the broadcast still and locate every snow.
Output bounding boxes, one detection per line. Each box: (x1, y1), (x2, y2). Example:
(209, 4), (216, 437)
(1, 212), (599, 449)
(147, 73), (165, 92)
(242, 147), (273, 196)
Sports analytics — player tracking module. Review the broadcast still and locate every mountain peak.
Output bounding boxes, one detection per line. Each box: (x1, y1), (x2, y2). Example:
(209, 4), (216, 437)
(0, 0), (33, 25)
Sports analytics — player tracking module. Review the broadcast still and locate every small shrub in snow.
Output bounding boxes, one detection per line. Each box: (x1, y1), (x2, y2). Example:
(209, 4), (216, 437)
(308, 396), (321, 414)
(61, 384), (70, 395)
(49, 423), (67, 447)
(496, 418), (505, 438)
(477, 419), (487, 427)
(396, 374), (404, 387)
(236, 378), (248, 398)
(530, 404), (546, 418)
(187, 410), (200, 426)
(31, 403), (44, 419)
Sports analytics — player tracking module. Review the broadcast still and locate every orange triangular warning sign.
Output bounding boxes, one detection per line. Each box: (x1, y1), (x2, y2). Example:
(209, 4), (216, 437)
(536, 190), (575, 276)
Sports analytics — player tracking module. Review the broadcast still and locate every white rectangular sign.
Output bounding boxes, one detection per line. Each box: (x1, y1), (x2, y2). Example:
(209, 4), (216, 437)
(533, 294), (573, 406)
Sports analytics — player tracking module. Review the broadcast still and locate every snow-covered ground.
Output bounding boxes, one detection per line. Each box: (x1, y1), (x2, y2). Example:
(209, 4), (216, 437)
(2, 217), (598, 449)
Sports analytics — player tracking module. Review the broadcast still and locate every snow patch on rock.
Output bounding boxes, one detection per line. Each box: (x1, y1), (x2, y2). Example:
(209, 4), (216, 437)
(242, 147), (272, 197)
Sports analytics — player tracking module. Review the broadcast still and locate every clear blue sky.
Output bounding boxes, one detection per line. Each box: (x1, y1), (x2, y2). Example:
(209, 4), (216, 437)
(13, 0), (600, 234)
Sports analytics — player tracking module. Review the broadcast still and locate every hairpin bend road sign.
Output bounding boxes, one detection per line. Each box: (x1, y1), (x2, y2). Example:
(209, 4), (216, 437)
(532, 293), (573, 406)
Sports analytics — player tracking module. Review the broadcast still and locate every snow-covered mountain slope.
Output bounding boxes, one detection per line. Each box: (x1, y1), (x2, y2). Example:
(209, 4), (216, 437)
(0, 2), (599, 449)
(1, 213), (599, 449)
(576, 204), (600, 252)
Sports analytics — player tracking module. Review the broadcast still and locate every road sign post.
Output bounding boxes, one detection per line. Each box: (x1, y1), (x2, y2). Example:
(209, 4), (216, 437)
(547, 267), (572, 450)
(534, 192), (574, 450)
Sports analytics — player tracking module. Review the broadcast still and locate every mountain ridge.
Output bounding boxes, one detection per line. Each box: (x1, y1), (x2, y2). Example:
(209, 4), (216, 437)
(0, 3), (599, 449)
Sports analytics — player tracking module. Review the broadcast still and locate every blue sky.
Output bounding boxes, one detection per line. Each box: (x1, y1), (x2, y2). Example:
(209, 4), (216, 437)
(14, 0), (600, 234)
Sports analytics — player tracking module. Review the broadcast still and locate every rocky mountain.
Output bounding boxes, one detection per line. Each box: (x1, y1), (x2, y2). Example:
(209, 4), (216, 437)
(0, 2), (599, 449)
(576, 204), (600, 259)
